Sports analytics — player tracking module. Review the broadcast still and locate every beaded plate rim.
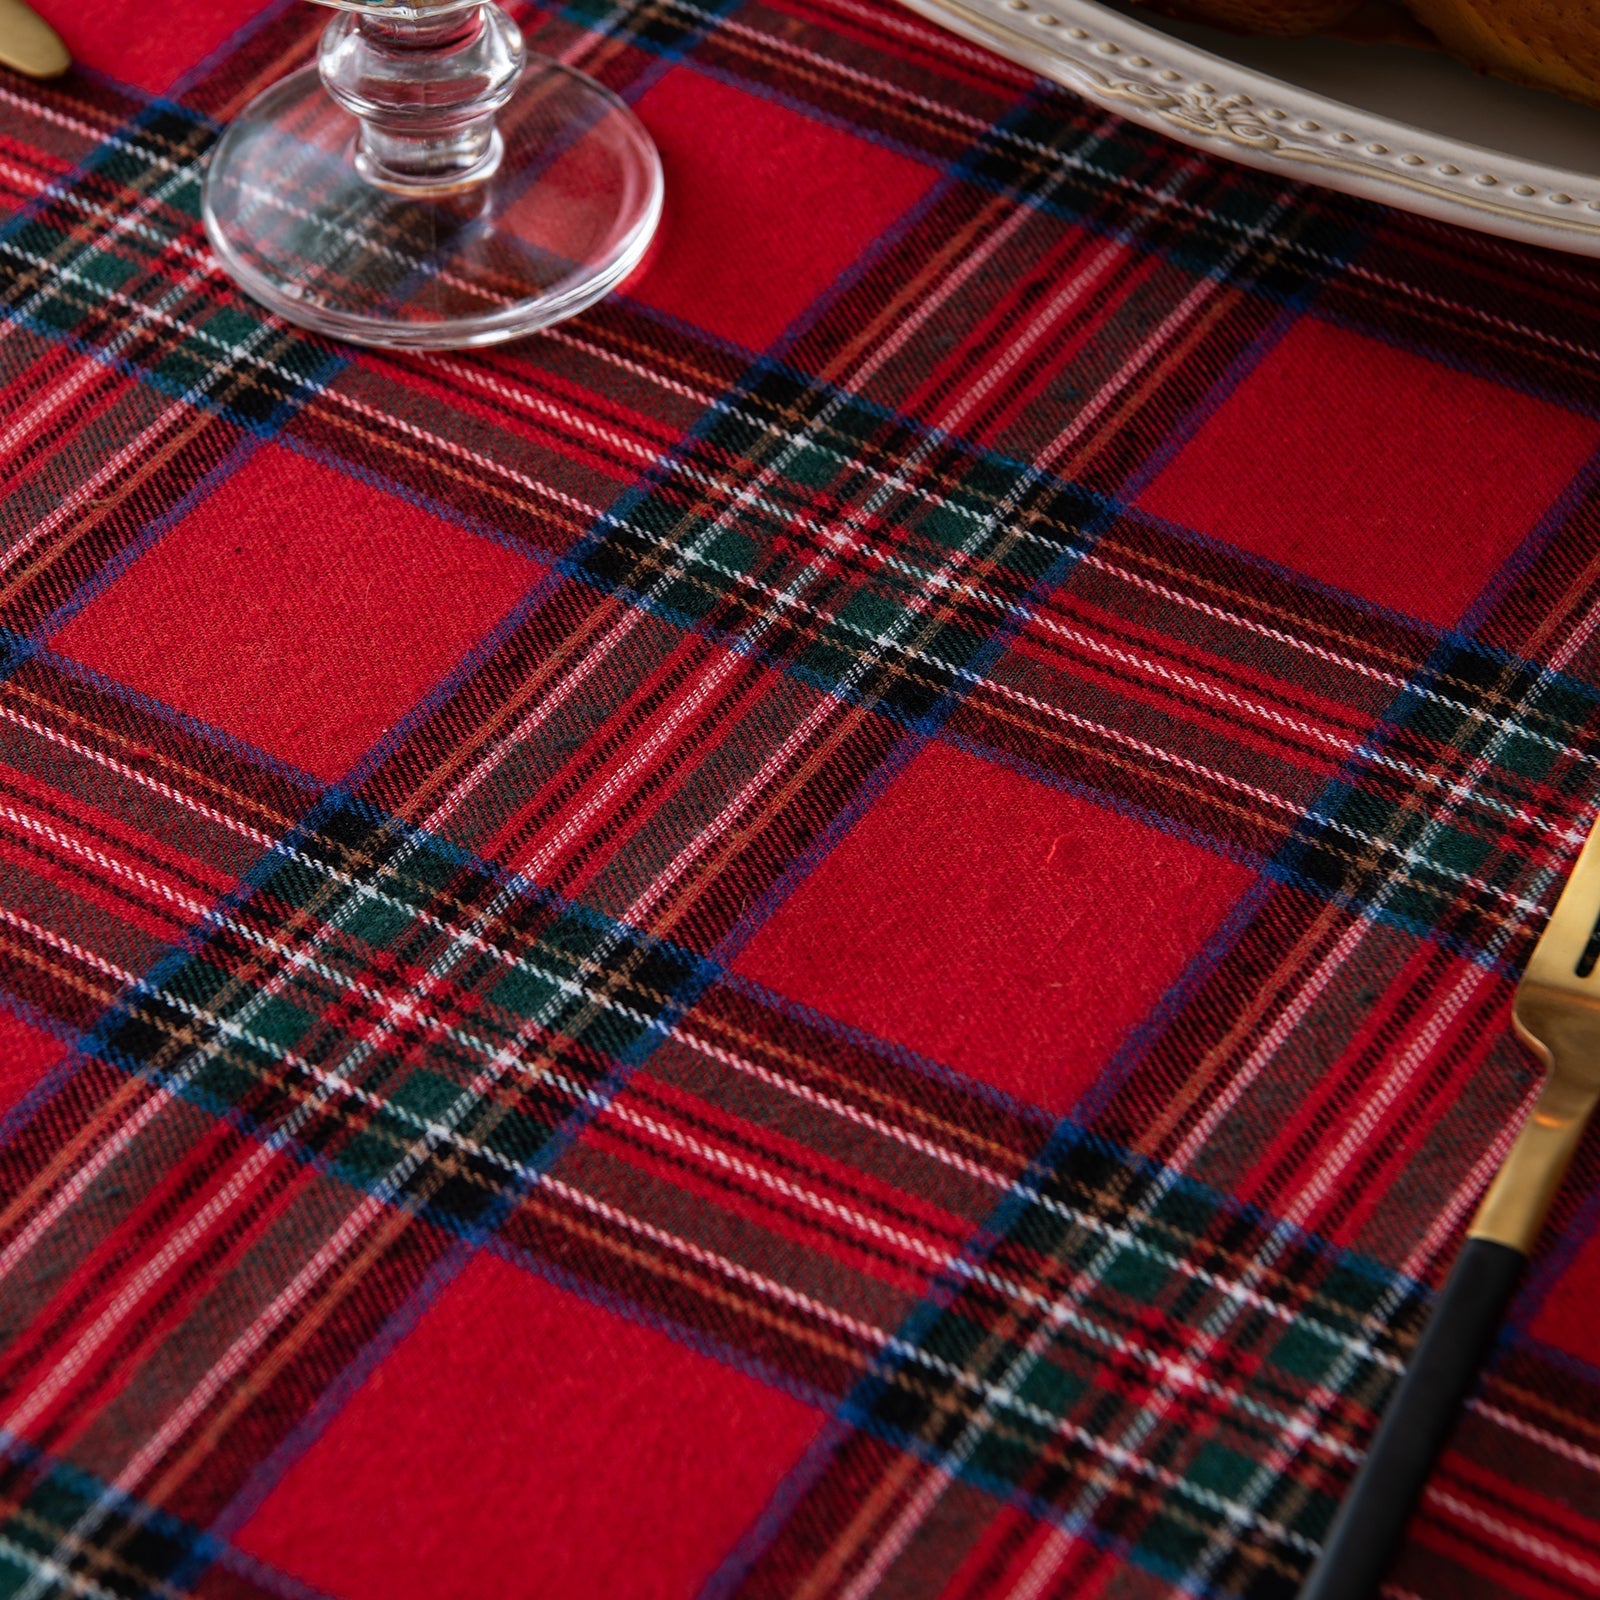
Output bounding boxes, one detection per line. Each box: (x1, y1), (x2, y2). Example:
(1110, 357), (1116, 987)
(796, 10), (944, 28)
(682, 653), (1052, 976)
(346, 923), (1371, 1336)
(893, 0), (1600, 258)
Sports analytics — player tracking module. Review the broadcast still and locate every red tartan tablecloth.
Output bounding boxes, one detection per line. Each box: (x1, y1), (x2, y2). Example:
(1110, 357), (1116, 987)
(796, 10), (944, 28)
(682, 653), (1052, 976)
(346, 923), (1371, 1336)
(4, 1), (1600, 1596)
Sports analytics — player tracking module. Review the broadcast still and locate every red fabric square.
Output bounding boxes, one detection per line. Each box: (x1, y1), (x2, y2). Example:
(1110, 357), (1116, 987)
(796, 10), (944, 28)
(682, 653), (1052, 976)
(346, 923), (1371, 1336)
(1530, 1226), (1600, 1367)
(235, 1252), (822, 1600)
(735, 743), (1251, 1115)
(628, 66), (939, 350)
(0, 1008), (65, 1119)
(1138, 318), (1600, 630)
(34, 0), (273, 93)
(52, 444), (538, 783)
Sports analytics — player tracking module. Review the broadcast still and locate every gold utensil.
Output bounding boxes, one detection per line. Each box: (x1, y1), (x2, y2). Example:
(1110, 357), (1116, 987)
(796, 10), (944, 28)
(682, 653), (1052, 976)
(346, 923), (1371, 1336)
(0, 0), (68, 79)
(1302, 806), (1600, 1598)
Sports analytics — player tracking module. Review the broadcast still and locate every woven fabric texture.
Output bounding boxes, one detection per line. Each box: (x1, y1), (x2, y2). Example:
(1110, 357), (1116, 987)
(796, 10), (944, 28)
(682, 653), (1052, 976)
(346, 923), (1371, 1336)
(4, 1), (1600, 1595)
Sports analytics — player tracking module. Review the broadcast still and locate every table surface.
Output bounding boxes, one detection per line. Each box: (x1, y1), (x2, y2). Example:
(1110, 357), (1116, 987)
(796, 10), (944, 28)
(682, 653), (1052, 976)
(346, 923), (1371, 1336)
(3, 3), (1600, 1597)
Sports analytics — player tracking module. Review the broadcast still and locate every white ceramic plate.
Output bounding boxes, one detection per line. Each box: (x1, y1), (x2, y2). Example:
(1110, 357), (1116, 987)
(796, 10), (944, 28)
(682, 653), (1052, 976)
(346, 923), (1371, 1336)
(893, 0), (1600, 257)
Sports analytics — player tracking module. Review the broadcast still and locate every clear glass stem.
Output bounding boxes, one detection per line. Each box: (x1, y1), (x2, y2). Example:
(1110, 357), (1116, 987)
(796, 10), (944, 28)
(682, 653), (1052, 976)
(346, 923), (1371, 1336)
(318, 2), (525, 194)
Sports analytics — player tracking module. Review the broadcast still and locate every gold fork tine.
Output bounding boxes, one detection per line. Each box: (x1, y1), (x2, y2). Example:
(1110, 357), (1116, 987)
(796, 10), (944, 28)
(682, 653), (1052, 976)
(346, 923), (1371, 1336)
(1301, 806), (1600, 1600)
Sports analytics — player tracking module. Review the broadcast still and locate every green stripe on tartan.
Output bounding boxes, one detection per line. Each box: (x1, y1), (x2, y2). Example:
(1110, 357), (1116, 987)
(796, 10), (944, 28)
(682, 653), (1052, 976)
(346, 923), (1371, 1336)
(0, 104), (333, 430)
(780, 1138), (1415, 1596)
(579, 373), (1096, 723)
(1287, 643), (1600, 956)
(100, 802), (699, 1228)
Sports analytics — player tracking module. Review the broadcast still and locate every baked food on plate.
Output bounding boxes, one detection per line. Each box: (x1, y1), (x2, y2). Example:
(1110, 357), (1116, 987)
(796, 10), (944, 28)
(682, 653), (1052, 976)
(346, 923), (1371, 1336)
(1127, 0), (1600, 109)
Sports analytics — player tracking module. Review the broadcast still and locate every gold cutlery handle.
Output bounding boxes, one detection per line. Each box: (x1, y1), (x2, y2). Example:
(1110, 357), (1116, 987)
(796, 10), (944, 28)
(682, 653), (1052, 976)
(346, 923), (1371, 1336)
(0, 0), (68, 78)
(1469, 1073), (1600, 1252)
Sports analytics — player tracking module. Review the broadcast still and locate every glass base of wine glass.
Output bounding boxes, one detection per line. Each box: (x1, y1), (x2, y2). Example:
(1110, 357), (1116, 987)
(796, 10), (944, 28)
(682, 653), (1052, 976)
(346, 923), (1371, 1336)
(203, 55), (662, 350)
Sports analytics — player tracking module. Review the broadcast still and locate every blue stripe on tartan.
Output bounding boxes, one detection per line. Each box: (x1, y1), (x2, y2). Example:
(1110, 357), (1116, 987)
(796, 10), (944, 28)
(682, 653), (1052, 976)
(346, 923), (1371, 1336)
(60, 758), (1442, 1299)
(62, 814), (694, 1592)
(25, 430), (267, 642)
(192, 1229), (480, 1568)
(206, 1229), (856, 1561)
(5, 623), (1548, 1590)
(1456, 439), (1600, 637)
(698, 1415), (861, 1600)
(3, 6), (1600, 1593)
(0, 298), (344, 443)
(1109, 299), (1311, 506)
(553, 0), (749, 103)
(21, 644), (328, 788)
(0, 995), (83, 1151)
(0, 95), (353, 588)
(11, 28), (1594, 520)
(85, 935), (1423, 1600)
(162, 0), (300, 102)
(233, 432), (577, 795)
(3, 901), (1478, 1600)
(1310, 299), (1600, 423)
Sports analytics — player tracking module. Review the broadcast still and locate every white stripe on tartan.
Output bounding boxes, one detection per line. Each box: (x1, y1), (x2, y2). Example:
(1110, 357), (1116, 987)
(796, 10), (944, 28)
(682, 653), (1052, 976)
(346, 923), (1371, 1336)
(0, 1532), (128, 1600)
(0, 706), (1519, 1396)
(1284, 962), (1496, 1236)
(0, 84), (184, 170)
(0, 649), (1516, 1401)
(0, 915), (1376, 1574)
(792, 0), (1035, 76)
(0, 799), (218, 925)
(0, 150), (1332, 1598)
(1, 1135), (286, 1440)
(1006, 1524), (1080, 1600)
(0, 255), (287, 578)
(677, 1022), (1402, 1373)
(1469, 1399), (1600, 1480)
(552, 502), (1596, 909)
(1395, 574), (1600, 1285)
(8, 230), (1594, 814)
(0, 913), (196, 1293)
(3, 28), (1600, 1600)
(0, 703), (289, 853)
(1425, 1485), (1600, 1588)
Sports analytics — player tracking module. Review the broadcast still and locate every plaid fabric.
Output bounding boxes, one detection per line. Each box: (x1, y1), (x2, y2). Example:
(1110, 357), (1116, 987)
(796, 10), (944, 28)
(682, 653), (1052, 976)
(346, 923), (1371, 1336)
(4, 0), (1600, 1595)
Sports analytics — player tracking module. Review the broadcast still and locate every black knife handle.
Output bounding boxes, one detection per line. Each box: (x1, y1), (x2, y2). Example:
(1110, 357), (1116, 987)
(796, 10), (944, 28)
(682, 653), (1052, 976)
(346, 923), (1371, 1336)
(1298, 1238), (1525, 1600)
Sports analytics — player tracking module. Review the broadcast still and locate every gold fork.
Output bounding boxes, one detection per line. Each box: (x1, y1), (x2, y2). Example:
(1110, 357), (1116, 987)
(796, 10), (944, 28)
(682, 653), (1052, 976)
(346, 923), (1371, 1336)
(1301, 808), (1600, 1600)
